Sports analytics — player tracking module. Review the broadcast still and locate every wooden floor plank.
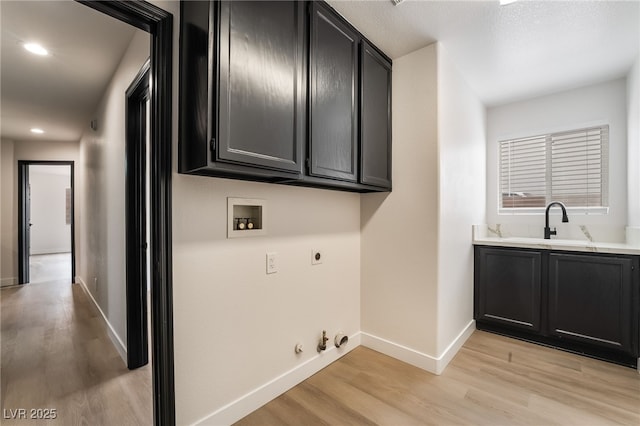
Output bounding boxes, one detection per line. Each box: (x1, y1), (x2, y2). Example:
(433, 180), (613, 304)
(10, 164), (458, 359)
(236, 331), (640, 426)
(1, 277), (152, 426)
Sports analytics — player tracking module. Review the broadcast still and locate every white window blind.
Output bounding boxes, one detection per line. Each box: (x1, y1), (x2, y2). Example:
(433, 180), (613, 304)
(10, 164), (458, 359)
(500, 125), (608, 210)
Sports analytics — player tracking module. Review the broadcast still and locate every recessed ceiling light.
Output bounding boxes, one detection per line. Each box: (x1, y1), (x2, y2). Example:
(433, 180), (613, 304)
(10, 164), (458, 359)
(23, 43), (49, 56)
(30, 128), (45, 134)
(500, 0), (519, 5)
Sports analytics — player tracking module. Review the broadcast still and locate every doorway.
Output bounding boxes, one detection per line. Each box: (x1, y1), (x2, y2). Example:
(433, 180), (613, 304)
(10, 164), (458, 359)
(18, 161), (75, 285)
(77, 2), (175, 424)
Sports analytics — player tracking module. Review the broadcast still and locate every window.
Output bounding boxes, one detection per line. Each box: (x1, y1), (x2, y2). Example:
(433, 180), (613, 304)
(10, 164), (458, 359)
(500, 125), (608, 211)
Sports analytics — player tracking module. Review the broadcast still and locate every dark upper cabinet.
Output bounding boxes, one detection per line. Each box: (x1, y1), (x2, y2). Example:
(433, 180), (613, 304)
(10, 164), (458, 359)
(548, 253), (635, 354)
(179, 1), (392, 192)
(179, 0), (304, 177)
(217, 1), (305, 173)
(308, 2), (359, 182)
(360, 41), (392, 189)
(179, 0), (210, 173)
(475, 247), (542, 332)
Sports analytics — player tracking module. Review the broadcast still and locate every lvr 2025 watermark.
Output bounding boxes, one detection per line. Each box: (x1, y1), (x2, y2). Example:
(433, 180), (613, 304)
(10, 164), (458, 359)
(3, 408), (57, 420)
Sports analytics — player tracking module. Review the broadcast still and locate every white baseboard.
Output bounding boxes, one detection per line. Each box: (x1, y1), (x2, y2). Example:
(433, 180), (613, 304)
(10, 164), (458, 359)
(1, 277), (18, 287)
(360, 332), (439, 373)
(361, 320), (475, 375)
(76, 276), (127, 364)
(194, 332), (362, 426)
(192, 323), (476, 425)
(436, 320), (476, 374)
(31, 249), (72, 256)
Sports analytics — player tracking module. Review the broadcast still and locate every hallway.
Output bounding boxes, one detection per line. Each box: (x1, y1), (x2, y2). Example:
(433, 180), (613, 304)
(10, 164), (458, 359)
(29, 253), (72, 284)
(1, 278), (152, 425)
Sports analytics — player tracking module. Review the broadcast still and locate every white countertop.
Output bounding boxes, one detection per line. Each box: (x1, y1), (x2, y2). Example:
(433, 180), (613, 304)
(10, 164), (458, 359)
(472, 226), (640, 256)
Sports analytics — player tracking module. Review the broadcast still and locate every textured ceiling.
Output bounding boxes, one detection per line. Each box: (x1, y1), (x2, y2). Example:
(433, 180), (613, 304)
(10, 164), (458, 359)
(1, 1), (638, 144)
(327, 0), (640, 106)
(0, 1), (138, 143)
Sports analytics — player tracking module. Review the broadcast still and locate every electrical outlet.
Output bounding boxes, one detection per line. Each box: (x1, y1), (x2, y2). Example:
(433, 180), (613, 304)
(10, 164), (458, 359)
(311, 249), (323, 265)
(266, 252), (278, 274)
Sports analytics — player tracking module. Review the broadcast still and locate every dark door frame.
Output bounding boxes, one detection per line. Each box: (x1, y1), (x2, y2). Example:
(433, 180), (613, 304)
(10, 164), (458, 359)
(125, 59), (151, 370)
(18, 161), (76, 284)
(77, 1), (174, 425)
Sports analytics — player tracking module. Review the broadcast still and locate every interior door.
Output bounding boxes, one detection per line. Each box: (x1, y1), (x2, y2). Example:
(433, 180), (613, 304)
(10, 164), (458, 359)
(18, 163), (30, 284)
(27, 183), (31, 262)
(125, 61), (150, 369)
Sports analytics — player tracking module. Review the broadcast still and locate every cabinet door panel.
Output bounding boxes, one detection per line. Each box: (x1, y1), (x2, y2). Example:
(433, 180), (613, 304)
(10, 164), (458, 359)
(309, 3), (358, 182)
(218, 1), (304, 173)
(179, 0), (210, 172)
(360, 42), (392, 189)
(548, 253), (633, 353)
(475, 248), (542, 332)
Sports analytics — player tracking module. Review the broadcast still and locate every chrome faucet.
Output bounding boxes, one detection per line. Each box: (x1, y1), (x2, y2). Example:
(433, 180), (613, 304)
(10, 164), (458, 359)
(544, 201), (569, 239)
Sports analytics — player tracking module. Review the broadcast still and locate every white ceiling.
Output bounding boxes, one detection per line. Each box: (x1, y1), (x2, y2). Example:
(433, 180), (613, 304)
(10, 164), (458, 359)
(0, 0), (137, 143)
(327, 0), (640, 106)
(1, 1), (638, 144)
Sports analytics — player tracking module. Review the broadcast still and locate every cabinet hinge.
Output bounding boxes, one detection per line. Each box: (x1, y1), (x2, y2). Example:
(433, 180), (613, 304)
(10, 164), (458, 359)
(305, 158), (310, 169)
(210, 138), (216, 157)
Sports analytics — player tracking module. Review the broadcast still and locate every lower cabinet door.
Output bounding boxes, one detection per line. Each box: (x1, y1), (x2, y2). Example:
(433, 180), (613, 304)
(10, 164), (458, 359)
(475, 247), (542, 332)
(548, 253), (634, 354)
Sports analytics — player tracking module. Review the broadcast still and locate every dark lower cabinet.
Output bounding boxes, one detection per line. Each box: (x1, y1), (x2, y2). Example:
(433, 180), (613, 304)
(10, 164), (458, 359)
(474, 245), (639, 367)
(548, 253), (634, 354)
(475, 248), (542, 332)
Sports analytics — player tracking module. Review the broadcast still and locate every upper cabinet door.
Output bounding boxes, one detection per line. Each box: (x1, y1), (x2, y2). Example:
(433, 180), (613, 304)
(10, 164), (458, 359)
(309, 3), (359, 182)
(217, 1), (305, 173)
(360, 41), (392, 189)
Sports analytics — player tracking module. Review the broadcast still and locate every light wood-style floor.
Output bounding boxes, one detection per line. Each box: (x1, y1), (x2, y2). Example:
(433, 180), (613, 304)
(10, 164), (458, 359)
(29, 253), (71, 284)
(1, 277), (152, 425)
(236, 331), (640, 425)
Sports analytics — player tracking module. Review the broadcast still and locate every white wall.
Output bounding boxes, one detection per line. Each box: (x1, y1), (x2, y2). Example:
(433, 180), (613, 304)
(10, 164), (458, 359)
(0, 139), (79, 286)
(487, 79), (628, 229)
(173, 180), (361, 425)
(628, 57), (640, 227)
(436, 45), (486, 355)
(360, 43), (483, 374)
(120, 3), (362, 424)
(29, 166), (71, 255)
(1, 139), (15, 286)
(77, 29), (149, 354)
(361, 44), (439, 359)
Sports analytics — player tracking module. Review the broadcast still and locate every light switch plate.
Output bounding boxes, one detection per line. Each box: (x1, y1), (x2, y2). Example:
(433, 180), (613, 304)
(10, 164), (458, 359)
(266, 252), (278, 274)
